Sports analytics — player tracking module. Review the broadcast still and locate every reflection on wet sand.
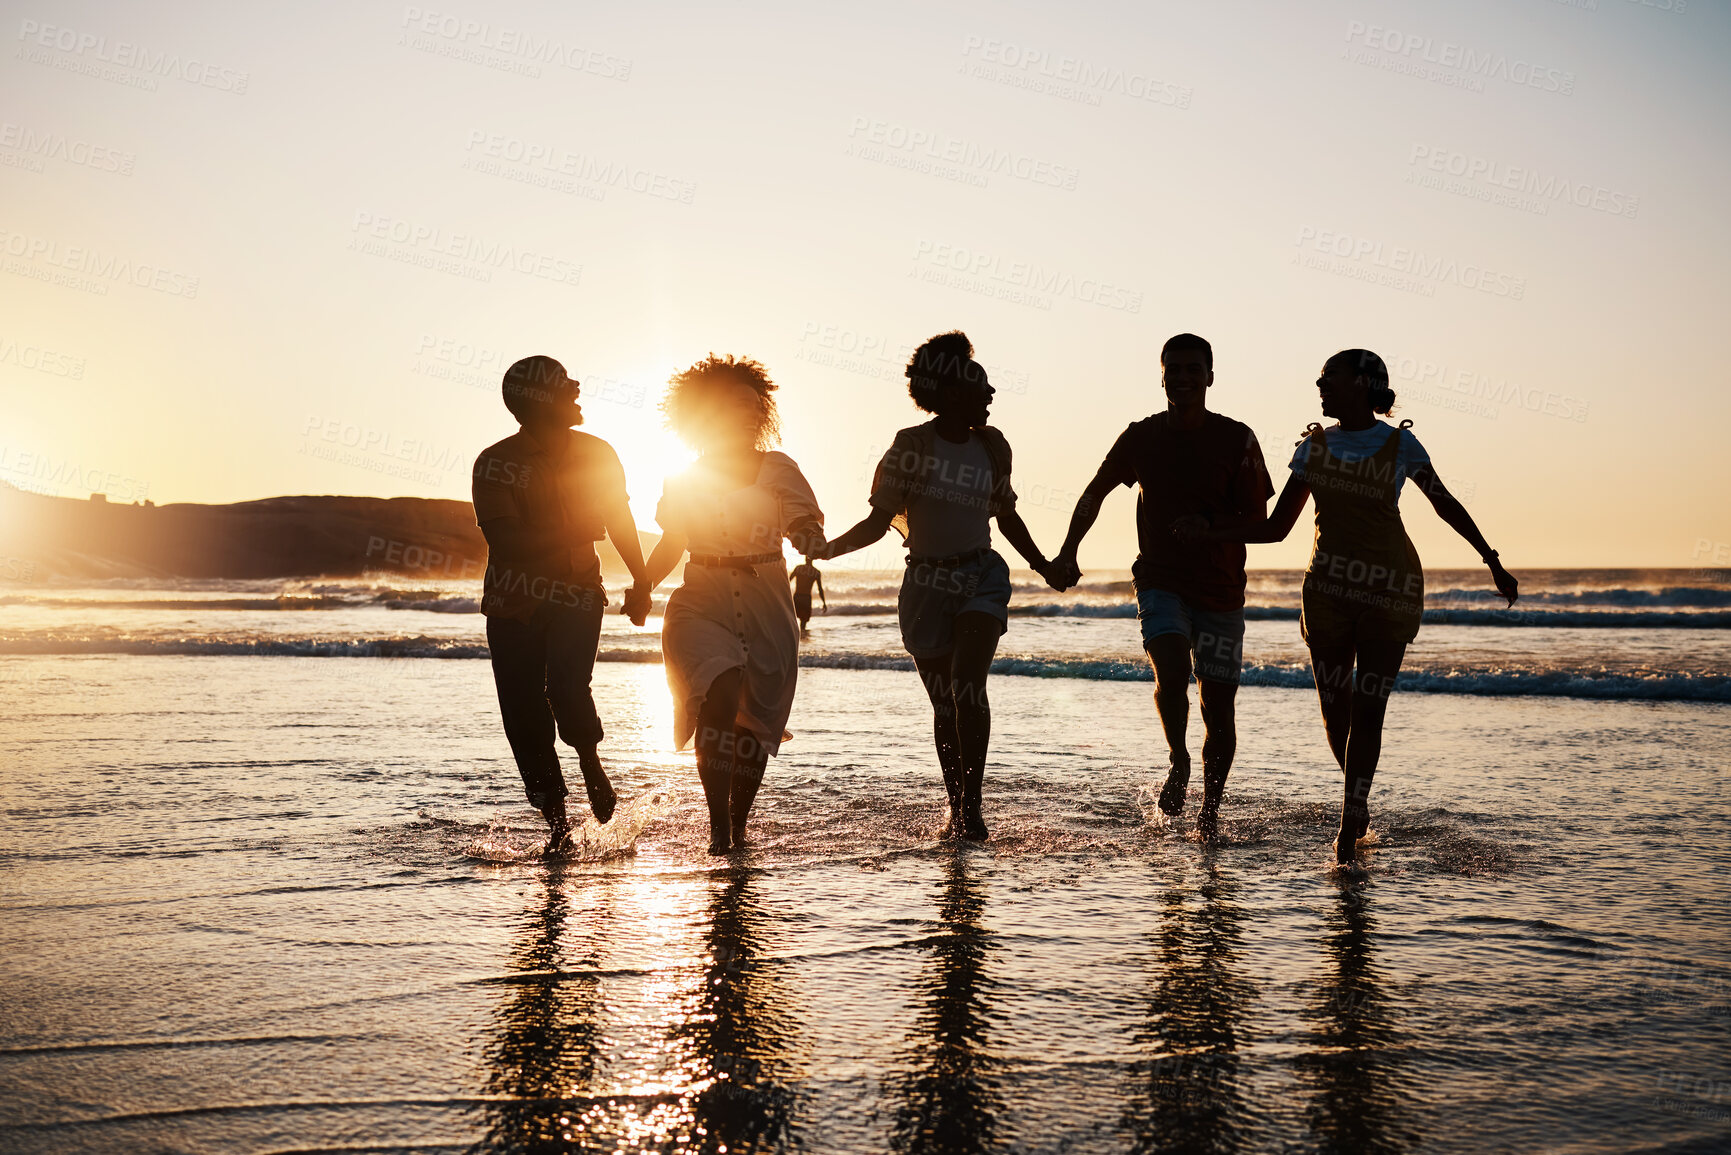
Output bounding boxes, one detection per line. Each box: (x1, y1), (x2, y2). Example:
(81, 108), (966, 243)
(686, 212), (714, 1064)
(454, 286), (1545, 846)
(475, 868), (610, 1151)
(1124, 861), (1255, 1154)
(474, 866), (804, 1153)
(669, 868), (805, 1152)
(1297, 882), (1418, 1154)
(890, 852), (1002, 1155)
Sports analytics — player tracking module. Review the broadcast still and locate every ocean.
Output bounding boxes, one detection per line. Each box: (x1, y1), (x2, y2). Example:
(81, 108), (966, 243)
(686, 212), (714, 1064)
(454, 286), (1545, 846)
(1, 567), (1727, 1153)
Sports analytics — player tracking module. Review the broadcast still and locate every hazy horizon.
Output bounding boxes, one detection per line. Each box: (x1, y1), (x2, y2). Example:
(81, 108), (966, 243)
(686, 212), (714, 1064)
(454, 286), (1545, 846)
(4, 0), (1728, 569)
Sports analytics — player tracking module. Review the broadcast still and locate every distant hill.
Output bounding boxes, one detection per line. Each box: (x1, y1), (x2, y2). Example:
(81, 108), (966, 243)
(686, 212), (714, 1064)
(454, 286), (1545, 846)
(0, 484), (656, 581)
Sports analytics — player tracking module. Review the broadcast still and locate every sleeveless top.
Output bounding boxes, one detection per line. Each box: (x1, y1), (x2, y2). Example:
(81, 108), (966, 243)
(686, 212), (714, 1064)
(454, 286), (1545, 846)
(1297, 423), (1424, 623)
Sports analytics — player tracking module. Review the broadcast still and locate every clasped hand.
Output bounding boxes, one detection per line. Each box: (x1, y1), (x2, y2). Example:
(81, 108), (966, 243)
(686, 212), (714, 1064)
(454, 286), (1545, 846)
(621, 583), (653, 626)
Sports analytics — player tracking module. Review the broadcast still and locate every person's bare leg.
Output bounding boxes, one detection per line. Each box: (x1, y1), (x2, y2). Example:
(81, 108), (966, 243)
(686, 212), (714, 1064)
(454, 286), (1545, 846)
(1309, 643), (1357, 773)
(542, 795), (574, 857)
(1336, 640), (1407, 863)
(575, 746), (617, 825)
(1195, 678), (1238, 841)
(696, 668), (745, 855)
(728, 729), (770, 846)
(913, 654), (964, 838)
(1147, 635), (1194, 815)
(950, 612), (1001, 841)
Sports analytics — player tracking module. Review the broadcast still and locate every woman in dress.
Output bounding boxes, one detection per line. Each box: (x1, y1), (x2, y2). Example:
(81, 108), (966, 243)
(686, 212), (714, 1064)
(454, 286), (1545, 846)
(818, 331), (1059, 842)
(1181, 349), (1519, 863)
(636, 355), (825, 854)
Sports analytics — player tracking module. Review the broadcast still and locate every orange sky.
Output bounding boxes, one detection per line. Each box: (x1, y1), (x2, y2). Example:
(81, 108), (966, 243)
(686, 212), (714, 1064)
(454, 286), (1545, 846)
(2, 0), (1728, 568)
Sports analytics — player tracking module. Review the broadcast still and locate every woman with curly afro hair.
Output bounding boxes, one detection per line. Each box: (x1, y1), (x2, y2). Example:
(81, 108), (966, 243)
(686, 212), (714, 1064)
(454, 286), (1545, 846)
(818, 331), (1060, 842)
(637, 354), (826, 855)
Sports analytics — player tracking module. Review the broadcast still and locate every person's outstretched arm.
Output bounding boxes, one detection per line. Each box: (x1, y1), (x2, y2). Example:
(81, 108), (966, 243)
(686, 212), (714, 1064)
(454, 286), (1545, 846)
(1050, 474), (1117, 587)
(1179, 475), (1311, 544)
(640, 530), (690, 594)
(1410, 462), (1519, 605)
(995, 507), (1056, 584)
(602, 498), (652, 624)
(817, 507), (895, 561)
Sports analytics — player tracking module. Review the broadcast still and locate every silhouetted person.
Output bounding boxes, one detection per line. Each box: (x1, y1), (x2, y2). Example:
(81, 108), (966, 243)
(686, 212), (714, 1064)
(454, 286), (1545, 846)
(1181, 349), (1519, 863)
(1052, 334), (1273, 842)
(638, 355), (825, 854)
(820, 331), (1059, 842)
(789, 560), (825, 632)
(473, 355), (651, 856)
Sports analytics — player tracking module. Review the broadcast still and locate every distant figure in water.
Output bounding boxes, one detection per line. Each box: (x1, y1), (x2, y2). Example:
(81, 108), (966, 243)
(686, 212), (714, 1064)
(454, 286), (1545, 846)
(1179, 349), (1519, 863)
(638, 355), (826, 855)
(789, 560), (825, 632)
(472, 355), (652, 856)
(1050, 333), (1274, 842)
(818, 331), (1060, 842)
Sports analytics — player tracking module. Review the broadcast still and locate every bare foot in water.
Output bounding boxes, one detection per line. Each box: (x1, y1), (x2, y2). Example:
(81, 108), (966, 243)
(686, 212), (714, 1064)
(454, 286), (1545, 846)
(542, 799), (576, 858)
(1334, 802), (1370, 864)
(578, 748), (617, 824)
(1197, 798), (1221, 843)
(1157, 758), (1191, 817)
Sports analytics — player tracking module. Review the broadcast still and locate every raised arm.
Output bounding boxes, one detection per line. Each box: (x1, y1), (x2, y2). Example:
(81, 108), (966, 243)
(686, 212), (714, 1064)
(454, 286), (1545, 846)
(1052, 473), (1117, 582)
(818, 506), (895, 561)
(1410, 462), (1519, 605)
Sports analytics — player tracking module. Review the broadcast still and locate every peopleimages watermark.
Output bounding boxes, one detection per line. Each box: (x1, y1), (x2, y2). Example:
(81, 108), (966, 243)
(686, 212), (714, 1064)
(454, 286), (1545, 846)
(0, 121), (134, 176)
(794, 321), (1030, 394)
(462, 130), (695, 205)
(1407, 145), (1637, 219)
(1342, 21), (1575, 96)
(0, 333), (86, 380)
(348, 211), (582, 287)
(15, 19), (249, 94)
(300, 416), (468, 488)
(398, 8), (630, 81)
(1293, 226), (1527, 301)
(0, 227), (200, 298)
(911, 239), (1143, 313)
(0, 444), (149, 501)
(845, 116), (1079, 191)
(958, 35), (1192, 110)
(411, 334), (648, 409)
(1385, 351), (1589, 423)
(365, 535), (485, 579)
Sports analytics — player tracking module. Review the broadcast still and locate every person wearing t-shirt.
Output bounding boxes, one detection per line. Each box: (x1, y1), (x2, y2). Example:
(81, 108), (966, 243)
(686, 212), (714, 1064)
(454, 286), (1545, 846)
(1051, 333), (1274, 841)
(819, 330), (1061, 842)
(472, 355), (651, 856)
(789, 560), (825, 632)
(1180, 348), (1519, 864)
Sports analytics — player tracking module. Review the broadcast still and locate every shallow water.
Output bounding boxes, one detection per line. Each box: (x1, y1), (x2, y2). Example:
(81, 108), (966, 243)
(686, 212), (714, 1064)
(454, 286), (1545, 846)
(2, 656), (1727, 1153)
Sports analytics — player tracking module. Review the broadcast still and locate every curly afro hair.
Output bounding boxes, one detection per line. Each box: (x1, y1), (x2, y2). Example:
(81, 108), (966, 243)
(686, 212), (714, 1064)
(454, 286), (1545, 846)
(661, 353), (782, 449)
(905, 330), (984, 413)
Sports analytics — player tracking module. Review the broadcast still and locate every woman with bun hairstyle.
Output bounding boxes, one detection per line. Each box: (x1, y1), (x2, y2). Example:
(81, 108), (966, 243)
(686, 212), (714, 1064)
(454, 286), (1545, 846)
(1180, 349), (1519, 863)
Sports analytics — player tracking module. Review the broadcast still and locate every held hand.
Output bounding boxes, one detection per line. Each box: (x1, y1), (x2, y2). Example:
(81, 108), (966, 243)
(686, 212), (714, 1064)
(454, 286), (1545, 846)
(622, 583), (653, 626)
(1489, 560), (1519, 607)
(1046, 554), (1081, 592)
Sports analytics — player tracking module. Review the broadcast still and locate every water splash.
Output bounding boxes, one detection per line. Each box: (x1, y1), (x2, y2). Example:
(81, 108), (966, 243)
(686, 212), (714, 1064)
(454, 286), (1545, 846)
(460, 788), (677, 865)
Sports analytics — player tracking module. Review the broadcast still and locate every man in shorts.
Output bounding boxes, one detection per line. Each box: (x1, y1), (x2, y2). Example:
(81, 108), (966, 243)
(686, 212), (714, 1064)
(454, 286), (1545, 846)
(1050, 334), (1274, 839)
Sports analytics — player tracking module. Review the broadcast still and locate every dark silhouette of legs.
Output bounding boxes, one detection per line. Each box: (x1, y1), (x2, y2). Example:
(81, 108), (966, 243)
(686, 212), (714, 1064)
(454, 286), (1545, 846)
(913, 612), (1000, 841)
(1309, 640), (1407, 862)
(1147, 634), (1193, 815)
(693, 667), (773, 854)
(1196, 677), (1238, 841)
